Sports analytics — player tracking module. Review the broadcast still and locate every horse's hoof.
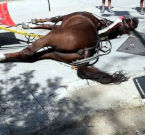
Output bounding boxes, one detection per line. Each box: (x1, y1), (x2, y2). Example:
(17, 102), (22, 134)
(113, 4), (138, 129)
(31, 19), (37, 24)
(22, 23), (30, 29)
(0, 53), (6, 61)
(112, 71), (128, 84)
(71, 65), (78, 70)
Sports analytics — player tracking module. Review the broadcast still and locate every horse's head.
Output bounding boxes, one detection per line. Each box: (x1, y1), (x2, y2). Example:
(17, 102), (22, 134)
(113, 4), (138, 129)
(118, 16), (139, 34)
(98, 16), (139, 39)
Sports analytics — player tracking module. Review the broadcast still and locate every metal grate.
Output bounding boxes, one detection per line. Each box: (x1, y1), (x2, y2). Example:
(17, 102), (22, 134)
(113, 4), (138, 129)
(117, 34), (145, 56)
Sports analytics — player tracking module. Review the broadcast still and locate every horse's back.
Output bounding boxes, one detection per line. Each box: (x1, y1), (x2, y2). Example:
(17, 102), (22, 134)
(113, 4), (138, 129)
(61, 12), (99, 28)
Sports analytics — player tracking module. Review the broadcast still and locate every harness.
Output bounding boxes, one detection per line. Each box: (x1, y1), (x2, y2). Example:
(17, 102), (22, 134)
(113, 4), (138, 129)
(71, 16), (125, 66)
(71, 36), (112, 66)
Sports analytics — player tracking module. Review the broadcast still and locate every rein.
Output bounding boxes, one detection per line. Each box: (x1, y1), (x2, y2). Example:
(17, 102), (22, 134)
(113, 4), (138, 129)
(92, 13), (113, 27)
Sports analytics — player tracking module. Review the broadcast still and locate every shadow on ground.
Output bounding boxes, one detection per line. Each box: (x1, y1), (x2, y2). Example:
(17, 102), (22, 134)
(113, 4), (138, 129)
(0, 63), (92, 135)
(132, 7), (141, 14)
(0, 61), (145, 135)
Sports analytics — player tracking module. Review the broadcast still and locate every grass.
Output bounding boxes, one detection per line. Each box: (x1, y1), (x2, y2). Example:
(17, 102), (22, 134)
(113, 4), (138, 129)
(115, 131), (126, 135)
(142, 128), (145, 133)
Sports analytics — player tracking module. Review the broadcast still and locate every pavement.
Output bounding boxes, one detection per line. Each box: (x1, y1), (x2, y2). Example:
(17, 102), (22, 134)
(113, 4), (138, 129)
(0, 0), (145, 135)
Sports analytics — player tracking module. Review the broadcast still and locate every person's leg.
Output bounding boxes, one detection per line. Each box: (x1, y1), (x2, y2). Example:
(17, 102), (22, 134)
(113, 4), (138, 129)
(108, 0), (111, 8)
(108, 0), (114, 13)
(100, 0), (105, 13)
(140, 0), (144, 15)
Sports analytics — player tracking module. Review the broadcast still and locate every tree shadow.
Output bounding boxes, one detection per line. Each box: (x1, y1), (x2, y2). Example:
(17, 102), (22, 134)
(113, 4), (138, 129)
(0, 62), (92, 135)
(0, 62), (144, 135)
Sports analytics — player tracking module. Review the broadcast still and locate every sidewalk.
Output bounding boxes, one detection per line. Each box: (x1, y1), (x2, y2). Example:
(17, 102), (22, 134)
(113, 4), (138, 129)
(0, 0), (145, 135)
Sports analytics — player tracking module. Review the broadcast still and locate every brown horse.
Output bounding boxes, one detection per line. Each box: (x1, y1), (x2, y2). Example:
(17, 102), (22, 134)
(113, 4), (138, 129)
(0, 12), (139, 84)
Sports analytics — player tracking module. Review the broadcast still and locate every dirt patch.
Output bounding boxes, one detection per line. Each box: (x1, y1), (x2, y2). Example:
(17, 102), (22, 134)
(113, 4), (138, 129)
(32, 106), (145, 135)
(90, 106), (145, 135)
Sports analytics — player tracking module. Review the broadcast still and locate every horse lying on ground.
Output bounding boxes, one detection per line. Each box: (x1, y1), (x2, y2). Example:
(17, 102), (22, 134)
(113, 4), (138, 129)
(0, 12), (139, 84)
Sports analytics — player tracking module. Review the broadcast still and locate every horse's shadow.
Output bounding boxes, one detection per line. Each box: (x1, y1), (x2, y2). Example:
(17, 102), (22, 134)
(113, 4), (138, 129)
(0, 32), (33, 49)
(0, 32), (19, 47)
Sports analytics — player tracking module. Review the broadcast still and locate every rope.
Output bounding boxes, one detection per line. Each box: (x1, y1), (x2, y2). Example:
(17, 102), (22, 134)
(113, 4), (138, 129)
(0, 25), (43, 38)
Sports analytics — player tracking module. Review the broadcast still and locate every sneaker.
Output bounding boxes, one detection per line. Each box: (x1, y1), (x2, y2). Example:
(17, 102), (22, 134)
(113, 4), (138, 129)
(108, 8), (114, 13)
(100, 8), (105, 13)
(140, 9), (144, 15)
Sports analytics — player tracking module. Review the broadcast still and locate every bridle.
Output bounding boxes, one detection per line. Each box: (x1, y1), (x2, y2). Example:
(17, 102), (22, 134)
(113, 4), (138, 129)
(99, 19), (113, 29)
(121, 17), (135, 33)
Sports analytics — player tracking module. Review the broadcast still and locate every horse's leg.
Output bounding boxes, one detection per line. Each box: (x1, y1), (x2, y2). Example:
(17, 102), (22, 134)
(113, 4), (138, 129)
(0, 36), (49, 61)
(23, 16), (63, 29)
(28, 50), (85, 63)
(33, 16), (63, 24)
(23, 24), (60, 30)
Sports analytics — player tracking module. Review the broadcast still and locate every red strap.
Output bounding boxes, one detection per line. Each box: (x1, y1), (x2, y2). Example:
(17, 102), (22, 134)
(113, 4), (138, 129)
(0, 2), (16, 27)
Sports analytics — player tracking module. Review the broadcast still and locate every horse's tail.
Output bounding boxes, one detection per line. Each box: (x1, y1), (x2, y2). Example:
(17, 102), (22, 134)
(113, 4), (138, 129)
(77, 66), (128, 84)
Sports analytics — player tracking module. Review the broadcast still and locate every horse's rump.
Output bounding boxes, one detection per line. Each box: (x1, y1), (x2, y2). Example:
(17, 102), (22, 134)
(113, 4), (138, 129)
(48, 22), (97, 51)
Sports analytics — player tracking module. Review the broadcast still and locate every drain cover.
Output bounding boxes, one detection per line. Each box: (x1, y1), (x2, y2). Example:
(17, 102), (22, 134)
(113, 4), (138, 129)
(117, 34), (145, 56)
(133, 76), (145, 99)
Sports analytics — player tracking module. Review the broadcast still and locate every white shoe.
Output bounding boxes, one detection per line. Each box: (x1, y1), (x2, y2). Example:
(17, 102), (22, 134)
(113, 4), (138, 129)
(108, 8), (114, 13)
(100, 8), (105, 13)
(140, 9), (144, 15)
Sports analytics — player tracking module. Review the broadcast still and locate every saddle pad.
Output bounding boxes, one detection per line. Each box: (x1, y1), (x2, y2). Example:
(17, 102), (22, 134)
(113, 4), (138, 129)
(117, 34), (145, 56)
(133, 76), (145, 99)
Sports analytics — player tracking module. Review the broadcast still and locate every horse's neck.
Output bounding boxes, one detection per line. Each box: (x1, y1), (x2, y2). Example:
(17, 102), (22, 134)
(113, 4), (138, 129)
(107, 27), (120, 39)
(98, 19), (122, 39)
